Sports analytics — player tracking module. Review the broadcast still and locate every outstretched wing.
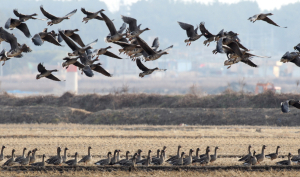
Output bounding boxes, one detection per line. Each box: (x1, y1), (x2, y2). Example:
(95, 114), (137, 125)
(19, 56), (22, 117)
(136, 58), (149, 72)
(0, 27), (18, 51)
(289, 100), (300, 109)
(152, 37), (160, 51)
(46, 74), (61, 81)
(40, 5), (58, 19)
(262, 17), (286, 28)
(227, 42), (243, 58)
(121, 15), (138, 32)
(43, 34), (62, 46)
(92, 64), (112, 77)
(63, 9), (77, 18)
(69, 33), (85, 47)
(241, 59), (258, 67)
(13, 9), (24, 17)
(177, 21), (196, 38)
(200, 22), (214, 38)
(58, 30), (79, 51)
(37, 63), (47, 73)
(16, 23), (31, 38)
(100, 12), (117, 35)
(136, 36), (156, 55)
(81, 8), (93, 15)
(103, 51), (122, 59)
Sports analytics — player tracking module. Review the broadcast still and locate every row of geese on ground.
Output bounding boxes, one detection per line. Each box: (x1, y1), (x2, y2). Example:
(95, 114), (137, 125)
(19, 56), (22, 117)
(0, 7), (297, 80)
(1, 145), (299, 167)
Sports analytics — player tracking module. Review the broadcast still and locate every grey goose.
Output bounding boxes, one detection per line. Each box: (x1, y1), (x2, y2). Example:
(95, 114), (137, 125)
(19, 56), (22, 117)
(40, 5), (77, 26)
(36, 63), (61, 81)
(136, 58), (166, 78)
(177, 21), (202, 46)
(248, 13), (287, 28)
(281, 100), (300, 113)
(81, 8), (104, 23)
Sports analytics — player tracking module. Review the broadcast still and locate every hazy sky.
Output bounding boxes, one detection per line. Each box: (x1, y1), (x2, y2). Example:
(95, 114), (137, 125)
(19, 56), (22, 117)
(97, 0), (300, 12)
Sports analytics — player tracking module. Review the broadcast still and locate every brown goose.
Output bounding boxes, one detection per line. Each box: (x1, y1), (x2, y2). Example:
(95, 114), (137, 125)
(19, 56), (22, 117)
(5, 18), (31, 38)
(113, 41), (141, 55)
(0, 145), (5, 161)
(115, 151), (130, 165)
(62, 57), (81, 69)
(136, 36), (172, 61)
(265, 146), (280, 160)
(36, 63), (61, 81)
(94, 152), (112, 165)
(183, 149), (194, 165)
(255, 145), (267, 164)
(62, 147), (69, 163)
(121, 15), (150, 39)
(194, 147), (211, 165)
(3, 149), (18, 166)
(15, 147), (27, 163)
(31, 154), (45, 167)
(81, 8), (104, 23)
(101, 11), (126, 43)
(93, 46), (122, 59)
(58, 30), (98, 57)
(29, 148), (38, 164)
(192, 148), (200, 161)
(18, 150), (32, 166)
(170, 152), (185, 166)
(137, 150), (152, 165)
(136, 58), (166, 78)
(121, 153), (137, 167)
(248, 13), (287, 28)
(276, 153), (292, 165)
(177, 21), (202, 46)
(243, 151), (257, 166)
(238, 145), (252, 162)
(151, 150), (165, 165)
(40, 5), (77, 26)
(199, 146), (210, 158)
(152, 149), (160, 159)
(281, 100), (300, 113)
(200, 22), (217, 46)
(162, 146), (167, 160)
(32, 28), (61, 46)
(291, 149), (300, 164)
(166, 145), (181, 162)
(78, 146), (92, 165)
(13, 9), (45, 22)
(65, 152), (78, 166)
(58, 29), (85, 47)
(46, 147), (61, 164)
(210, 147), (219, 163)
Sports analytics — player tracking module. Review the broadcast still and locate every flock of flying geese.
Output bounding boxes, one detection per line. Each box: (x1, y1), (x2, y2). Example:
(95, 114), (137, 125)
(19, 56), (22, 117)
(1, 145), (300, 167)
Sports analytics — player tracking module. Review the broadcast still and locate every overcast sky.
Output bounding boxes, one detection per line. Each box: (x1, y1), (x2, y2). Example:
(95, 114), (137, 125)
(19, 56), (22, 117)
(96, 0), (300, 12)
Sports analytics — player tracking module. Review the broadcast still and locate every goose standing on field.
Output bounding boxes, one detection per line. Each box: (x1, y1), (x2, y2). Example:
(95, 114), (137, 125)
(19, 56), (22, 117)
(210, 147), (219, 163)
(94, 152), (112, 165)
(18, 150), (32, 166)
(255, 145), (267, 164)
(177, 21), (202, 46)
(194, 147), (211, 165)
(276, 153), (292, 165)
(3, 149), (18, 166)
(65, 152), (78, 166)
(166, 145), (181, 162)
(101, 11), (126, 43)
(62, 147), (69, 163)
(248, 13), (287, 28)
(121, 15), (150, 40)
(136, 58), (166, 78)
(199, 146), (210, 158)
(265, 146), (280, 160)
(110, 149), (119, 165)
(151, 150), (165, 165)
(193, 148), (200, 161)
(281, 100), (300, 113)
(31, 154), (46, 167)
(291, 149), (300, 164)
(32, 28), (62, 46)
(239, 145), (252, 162)
(36, 63), (61, 81)
(46, 147), (61, 164)
(115, 151), (130, 165)
(136, 149), (143, 162)
(78, 146), (92, 165)
(243, 151), (257, 166)
(0, 145), (5, 161)
(137, 150), (152, 165)
(183, 149), (194, 165)
(122, 153), (137, 167)
(15, 147), (27, 163)
(170, 152), (185, 165)
(5, 18), (31, 38)
(40, 5), (77, 26)
(29, 148), (38, 164)
(81, 8), (104, 23)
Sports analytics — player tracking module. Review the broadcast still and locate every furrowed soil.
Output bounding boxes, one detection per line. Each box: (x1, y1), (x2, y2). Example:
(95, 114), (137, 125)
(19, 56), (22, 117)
(0, 91), (299, 125)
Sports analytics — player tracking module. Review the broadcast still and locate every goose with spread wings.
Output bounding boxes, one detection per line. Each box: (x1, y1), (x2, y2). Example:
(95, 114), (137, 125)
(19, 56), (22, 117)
(93, 46), (122, 59)
(248, 13), (287, 28)
(40, 5), (77, 26)
(13, 9), (46, 22)
(136, 58), (166, 78)
(136, 36), (172, 61)
(32, 28), (62, 46)
(121, 15), (150, 39)
(113, 41), (141, 55)
(57, 29), (85, 47)
(36, 63), (61, 81)
(58, 30), (97, 57)
(81, 8), (104, 23)
(280, 51), (300, 67)
(281, 100), (300, 113)
(177, 21), (202, 46)
(130, 37), (160, 60)
(200, 22), (219, 46)
(5, 18), (31, 38)
(101, 11), (127, 43)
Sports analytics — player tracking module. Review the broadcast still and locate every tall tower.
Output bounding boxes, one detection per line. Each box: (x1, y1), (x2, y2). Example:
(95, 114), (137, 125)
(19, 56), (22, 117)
(65, 65), (78, 94)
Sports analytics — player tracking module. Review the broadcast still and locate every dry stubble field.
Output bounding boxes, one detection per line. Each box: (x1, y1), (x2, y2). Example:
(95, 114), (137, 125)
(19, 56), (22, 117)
(1, 124), (300, 176)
